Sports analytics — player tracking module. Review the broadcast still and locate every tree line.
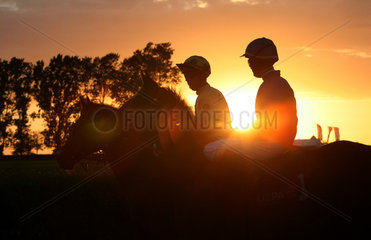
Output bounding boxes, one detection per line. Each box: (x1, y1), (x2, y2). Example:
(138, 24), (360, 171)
(0, 42), (180, 156)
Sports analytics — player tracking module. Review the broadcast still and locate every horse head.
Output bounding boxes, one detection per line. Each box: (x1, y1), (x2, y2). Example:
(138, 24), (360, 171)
(58, 72), (202, 171)
(57, 96), (120, 169)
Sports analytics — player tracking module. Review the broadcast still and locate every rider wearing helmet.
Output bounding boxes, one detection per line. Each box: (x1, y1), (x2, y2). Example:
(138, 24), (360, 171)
(204, 38), (297, 161)
(177, 56), (232, 145)
(242, 37), (297, 146)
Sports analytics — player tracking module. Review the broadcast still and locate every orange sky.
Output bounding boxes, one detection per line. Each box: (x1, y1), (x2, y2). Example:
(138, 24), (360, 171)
(1, 0), (370, 148)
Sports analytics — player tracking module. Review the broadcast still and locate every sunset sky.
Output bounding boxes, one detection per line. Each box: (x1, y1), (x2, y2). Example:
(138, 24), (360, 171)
(1, 0), (370, 147)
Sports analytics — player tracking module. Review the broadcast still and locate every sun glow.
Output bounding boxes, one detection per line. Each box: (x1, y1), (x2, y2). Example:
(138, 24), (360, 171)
(224, 92), (256, 130)
(186, 90), (257, 131)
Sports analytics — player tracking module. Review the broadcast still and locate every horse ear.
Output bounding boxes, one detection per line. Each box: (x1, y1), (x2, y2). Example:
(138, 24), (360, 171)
(79, 96), (90, 109)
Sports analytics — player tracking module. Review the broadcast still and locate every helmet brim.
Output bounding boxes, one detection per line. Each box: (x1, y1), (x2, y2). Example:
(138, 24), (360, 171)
(176, 63), (201, 73)
(240, 53), (254, 58)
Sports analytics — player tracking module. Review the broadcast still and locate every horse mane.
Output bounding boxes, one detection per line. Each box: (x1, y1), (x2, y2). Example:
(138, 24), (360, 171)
(159, 86), (193, 112)
(120, 83), (193, 112)
(83, 87), (189, 111)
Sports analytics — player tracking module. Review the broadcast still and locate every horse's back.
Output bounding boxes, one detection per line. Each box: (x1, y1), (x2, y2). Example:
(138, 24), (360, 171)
(113, 140), (371, 238)
(185, 141), (371, 238)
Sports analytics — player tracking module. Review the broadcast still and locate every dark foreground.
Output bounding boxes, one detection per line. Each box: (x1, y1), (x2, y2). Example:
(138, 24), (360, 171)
(0, 160), (132, 239)
(1, 141), (371, 239)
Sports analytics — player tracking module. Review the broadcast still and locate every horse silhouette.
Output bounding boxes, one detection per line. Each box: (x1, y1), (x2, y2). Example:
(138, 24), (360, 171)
(58, 75), (371, 239)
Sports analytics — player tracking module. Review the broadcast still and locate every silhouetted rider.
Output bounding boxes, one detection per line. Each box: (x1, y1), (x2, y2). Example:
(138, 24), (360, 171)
(177, 55), (232, 146)
(204, 38), (298, 161)
(244, 38), (298, 146)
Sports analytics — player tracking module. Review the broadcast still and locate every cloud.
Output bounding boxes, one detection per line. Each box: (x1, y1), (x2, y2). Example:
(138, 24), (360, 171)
(154, 0), (209, 10)
(152, 0), (271, 10)
(183, 0), (208, 10)
(295, 47), (371, 59)
(0, 1), (19, 11)
(333, 49), (371, 59)
(229, 0), (270, 5)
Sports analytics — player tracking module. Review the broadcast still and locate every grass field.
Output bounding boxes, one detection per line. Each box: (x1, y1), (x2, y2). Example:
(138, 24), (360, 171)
(0, 159), (134, 239)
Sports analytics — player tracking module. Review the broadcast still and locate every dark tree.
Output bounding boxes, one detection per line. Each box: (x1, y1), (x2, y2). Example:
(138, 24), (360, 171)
(8, 58), (34, 155)
(0, 59), (13, 156)
(0, 42), (180, 154)
(111, 42), (181, 105)
(30, 131), (44, 154)
(33, 55), (91, 151)
(87, 53), (120, 104)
